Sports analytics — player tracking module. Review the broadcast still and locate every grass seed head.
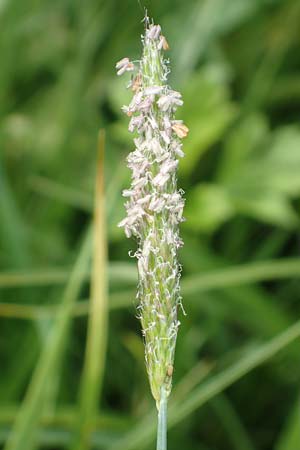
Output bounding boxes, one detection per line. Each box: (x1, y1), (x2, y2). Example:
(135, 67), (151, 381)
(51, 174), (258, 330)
(116, 17), (187, 407)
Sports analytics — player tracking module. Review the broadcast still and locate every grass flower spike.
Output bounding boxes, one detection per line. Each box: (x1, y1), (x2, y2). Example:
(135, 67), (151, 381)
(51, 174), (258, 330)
(116, 17), (188, 449)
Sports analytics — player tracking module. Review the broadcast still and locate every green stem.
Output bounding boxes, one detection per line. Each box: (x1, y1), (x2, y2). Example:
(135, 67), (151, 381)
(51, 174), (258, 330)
(156, 387), (168, 450)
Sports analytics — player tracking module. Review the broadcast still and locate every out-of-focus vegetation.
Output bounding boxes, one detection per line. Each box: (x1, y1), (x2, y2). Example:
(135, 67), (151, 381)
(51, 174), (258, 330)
(1, 0), (300, 449)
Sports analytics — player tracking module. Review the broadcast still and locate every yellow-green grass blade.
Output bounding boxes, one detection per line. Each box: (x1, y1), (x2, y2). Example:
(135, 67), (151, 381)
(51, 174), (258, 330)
(0, 405), (132, 430)
(1, 257), (300, 324)
(181, 258), (300, 293)
(0, 262), (137, 289)
(1, 257), (300, 291)
(70, 130), (109, 449)
(0, 290), (133, 319)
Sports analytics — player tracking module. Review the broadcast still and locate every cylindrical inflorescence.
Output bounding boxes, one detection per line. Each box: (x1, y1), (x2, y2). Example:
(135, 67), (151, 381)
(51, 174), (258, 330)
(116, 19), (188, 407)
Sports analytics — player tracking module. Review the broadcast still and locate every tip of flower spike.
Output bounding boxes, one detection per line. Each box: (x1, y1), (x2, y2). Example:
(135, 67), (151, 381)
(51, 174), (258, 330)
(144, 19), (169, 50)
(146, 24), (161, 40)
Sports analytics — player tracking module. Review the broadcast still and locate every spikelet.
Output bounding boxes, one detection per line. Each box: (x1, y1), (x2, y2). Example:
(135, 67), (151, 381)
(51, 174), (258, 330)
(116, 18), (188, 408)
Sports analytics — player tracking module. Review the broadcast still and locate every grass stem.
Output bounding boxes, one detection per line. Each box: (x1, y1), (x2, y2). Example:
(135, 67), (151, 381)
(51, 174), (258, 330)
(156, 387), (168, 450)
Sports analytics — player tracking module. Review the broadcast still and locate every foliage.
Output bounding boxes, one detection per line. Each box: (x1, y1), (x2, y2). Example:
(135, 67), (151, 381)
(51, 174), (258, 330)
(1, 0), (300, 449)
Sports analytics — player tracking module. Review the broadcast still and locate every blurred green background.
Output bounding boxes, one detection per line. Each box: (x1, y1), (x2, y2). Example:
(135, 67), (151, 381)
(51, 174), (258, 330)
(1, 0), (300, 449)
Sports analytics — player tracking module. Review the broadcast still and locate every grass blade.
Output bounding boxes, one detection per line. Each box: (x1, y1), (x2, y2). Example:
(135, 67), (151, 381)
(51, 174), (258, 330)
(1, 257), (300, 321)
(181, 258), (300, 294)
(110, 319), (300, 450)
(275, 396), (300, 450)
(210, 394), (256, 450)
(0, 262), (136, 289)
(70, 130), (109, 449)
(29, 175), (92, 212)
(1, 257), (300, 291)
(3, 228), (92, 450)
